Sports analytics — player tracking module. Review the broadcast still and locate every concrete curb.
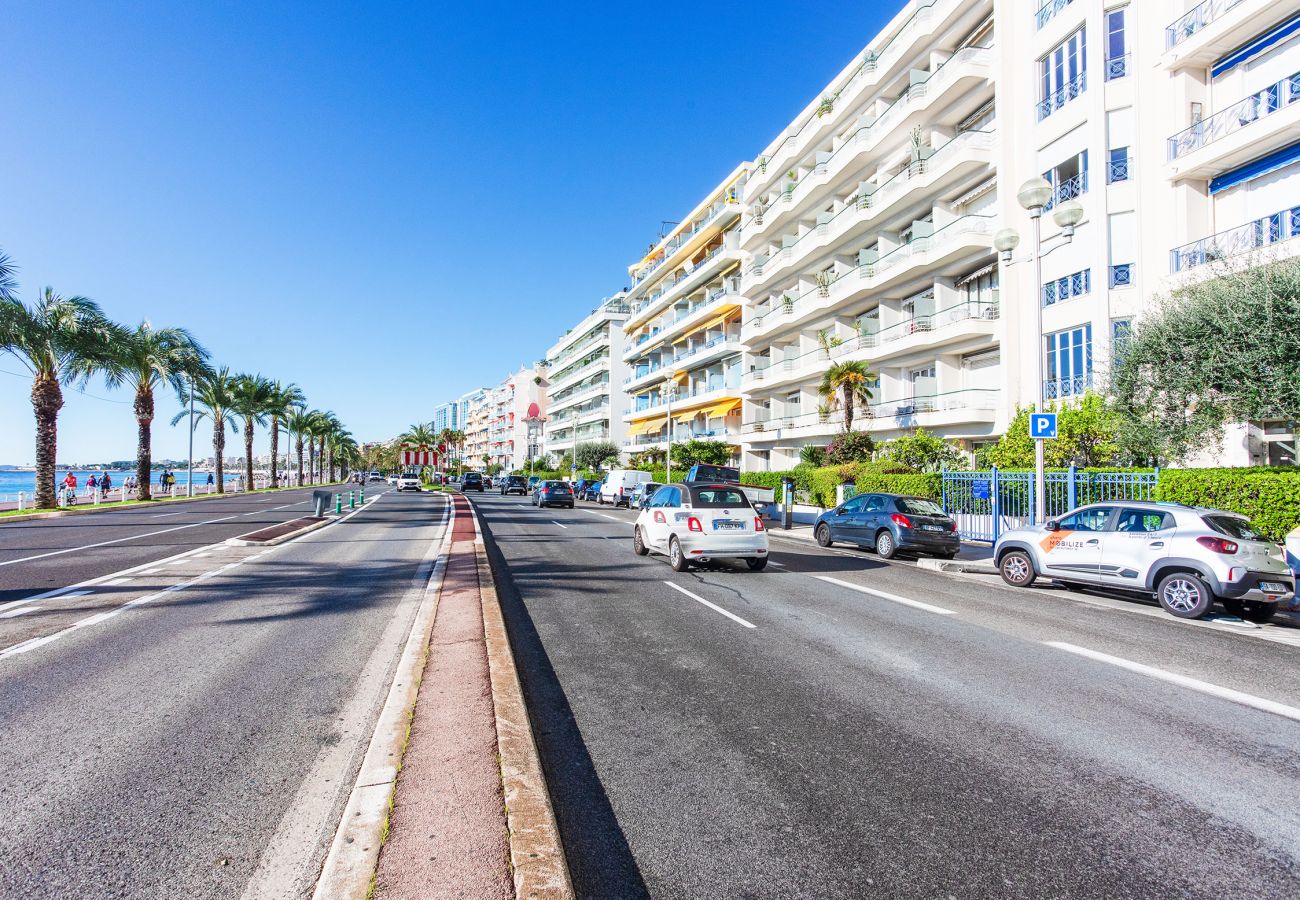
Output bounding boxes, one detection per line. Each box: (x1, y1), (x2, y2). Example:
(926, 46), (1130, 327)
(312, 500), (455, 900)
(225, 516), (334, 547)
(916, 557), (999, 576)
(473, 508), (575, 900)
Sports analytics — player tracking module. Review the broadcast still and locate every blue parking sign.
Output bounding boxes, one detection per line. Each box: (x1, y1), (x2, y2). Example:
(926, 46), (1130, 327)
(972, 479), (990, 500)
(1030, 412), (1058, 439)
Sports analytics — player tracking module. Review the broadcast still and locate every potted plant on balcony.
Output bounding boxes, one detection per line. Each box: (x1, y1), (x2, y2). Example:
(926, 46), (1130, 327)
(816, 268), (834, 298)
(817, 403), (832, 424)
(782, 294), (795, 313)
(816, 95), (835, 118)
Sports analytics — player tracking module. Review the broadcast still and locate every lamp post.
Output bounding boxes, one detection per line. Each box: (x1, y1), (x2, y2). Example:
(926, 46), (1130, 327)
(664, 370), (678, 484)
(187, 371), (195, 497)
(998, 179), (1084, 525)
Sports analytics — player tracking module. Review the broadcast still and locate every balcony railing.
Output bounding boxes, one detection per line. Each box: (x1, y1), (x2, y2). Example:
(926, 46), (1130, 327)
(632, 199), (736, 286)
(1166, 0), (1245, 49)
(1037, 71), (1087, 121)
(1105, 54), (1129, 81)
(1108, 263), (1134, 288)
(1170, 206), (1300, 273)
(1043, 372), (1094, 400)
(1046, 171), (1086, 210)
(1168, 73), (1300, 160)
(743, 388), (1000, 434)
(673, 333), (736, 365)
(1035, 0), (1073, 30)
(1107, 151), (1130, 183)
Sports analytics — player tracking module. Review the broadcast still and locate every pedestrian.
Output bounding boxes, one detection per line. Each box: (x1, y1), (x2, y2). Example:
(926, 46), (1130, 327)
(206, 472), (214, 491)
(61, 471), (78, 505)
(100, 472), (113, 498)
(124, 474), (136, 497)
(87, 474), (98, 496)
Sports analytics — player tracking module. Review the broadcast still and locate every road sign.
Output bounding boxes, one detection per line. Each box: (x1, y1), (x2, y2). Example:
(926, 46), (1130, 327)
(1030, 413), (1058, 440)
(972, 479), (990, 500)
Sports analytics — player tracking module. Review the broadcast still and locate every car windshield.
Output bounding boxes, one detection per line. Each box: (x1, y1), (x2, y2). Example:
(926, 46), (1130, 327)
(1203, 514), (1265, 542)
(543, 481), (569, 489)
(689, 464), (739, 483)
(508, 477), (524, 484)
(897, 498), (944, 516)
(690, 487), (748, 508)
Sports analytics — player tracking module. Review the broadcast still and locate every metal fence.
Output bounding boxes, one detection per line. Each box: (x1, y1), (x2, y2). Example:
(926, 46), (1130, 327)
(941, 467), (1159, 542)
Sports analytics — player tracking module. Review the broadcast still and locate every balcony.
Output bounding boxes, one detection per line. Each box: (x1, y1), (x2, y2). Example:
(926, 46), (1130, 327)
(624, 245), (738, 332)
(742, 388), (1000, 438)
(1035, 0), (1072, 30)
(1167, 74), (1300, 179)
(624, 289), (739, 361)
(626, 381), (741, 421)
(1043, 372), (1093, 401)
(550, 379), (610, 413)
(1162, 0), (1300, 68)
(548, 350), (610, 395)
(1170, 206), (1300, 273)
(550, 328), (610, 370)
(630, 197), (739, 290)
(1037, 71), (1086, 121)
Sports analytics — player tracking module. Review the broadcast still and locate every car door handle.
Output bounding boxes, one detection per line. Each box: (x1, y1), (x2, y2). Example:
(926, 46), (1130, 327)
(1086, 538), (1100, 545)
(1150, 541), (1164, 548)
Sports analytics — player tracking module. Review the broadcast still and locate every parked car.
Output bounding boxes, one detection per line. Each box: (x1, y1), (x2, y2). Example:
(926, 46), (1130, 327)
(483, 476), (494, 489)
(634, 483), (769, 571)
(573, 478), (594, 499)
(630, 481), (663, 509)
(500, 475), (528, 496)
(532, 480), (575, 509)
(994, 501), (1295, 621)
(580, 479), (604, 502)
(397, 472), (421, 492)
(461, 472), (484, 492)
(815, 493), (959, 560)
(600, 469), (653, 507)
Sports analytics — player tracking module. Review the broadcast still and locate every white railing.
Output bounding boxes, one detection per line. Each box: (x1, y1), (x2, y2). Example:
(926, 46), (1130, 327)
(1166, 0), (1245, 49)
(1170, 206), (1300, 273)
(1168, 73), (1300, 159)
(1037, 71), (1086, 121)
(1036, 0), (1073, 30)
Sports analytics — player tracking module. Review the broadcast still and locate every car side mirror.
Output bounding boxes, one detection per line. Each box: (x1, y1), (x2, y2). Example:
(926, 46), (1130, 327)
(1044, 520), (1059, 532)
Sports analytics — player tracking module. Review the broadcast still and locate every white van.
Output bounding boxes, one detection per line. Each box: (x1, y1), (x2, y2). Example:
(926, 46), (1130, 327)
(599, 469), (653, 507)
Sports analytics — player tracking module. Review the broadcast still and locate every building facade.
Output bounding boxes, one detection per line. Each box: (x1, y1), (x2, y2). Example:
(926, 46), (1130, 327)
(481, 365), (548, 473)
(621, 166), (749, 465)
(543, 293), (632, 463)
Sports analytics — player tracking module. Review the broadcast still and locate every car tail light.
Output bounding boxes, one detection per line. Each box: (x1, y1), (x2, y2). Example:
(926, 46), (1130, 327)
(890, 513), (912, 528)
(1227, 566), (1246, 582)
(754, 516), (765, 532)
(1197, 535), (1238, 555)
(687, 516), (703, 532)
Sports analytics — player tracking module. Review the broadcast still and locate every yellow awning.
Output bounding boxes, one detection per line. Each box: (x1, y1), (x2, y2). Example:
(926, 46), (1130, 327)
(705, 399), (742, 419)
(673, 410), (697, 424)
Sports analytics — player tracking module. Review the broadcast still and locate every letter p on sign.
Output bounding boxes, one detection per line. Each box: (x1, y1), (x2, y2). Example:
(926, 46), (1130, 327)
(1031, 413), (1058, 440)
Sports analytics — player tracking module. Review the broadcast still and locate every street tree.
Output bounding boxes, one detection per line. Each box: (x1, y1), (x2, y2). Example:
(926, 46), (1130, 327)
(669, 439), (732, 468)
(978, 394), (1120, 469)
(174, 367), (238, 494)
(231, 374), (275, 490)
(575, 440), (621, 471)
(819, 360), (875, 432)
(877, 427), (964, 472)
(265, 382), (305, 488)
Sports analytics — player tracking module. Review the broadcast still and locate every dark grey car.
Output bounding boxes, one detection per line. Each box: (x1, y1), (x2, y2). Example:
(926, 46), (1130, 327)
(814, 493), (959, 560)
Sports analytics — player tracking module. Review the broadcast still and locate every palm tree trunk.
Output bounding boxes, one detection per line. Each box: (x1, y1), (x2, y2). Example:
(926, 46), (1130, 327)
(244, 416), (255, 491)
(318, 436), (326, 482)
(843, 390), (855, 433)
(270, 417), (280, 489)
(32, 375), (63, 509)
(296, 436), (304, 487)
(135, 386), (154, 502)
(214, 419), (226, 494)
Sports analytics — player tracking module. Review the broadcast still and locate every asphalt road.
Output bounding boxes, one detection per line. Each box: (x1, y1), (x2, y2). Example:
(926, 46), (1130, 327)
(473, 491), (1300, 899)
(0, 483), (376, 606)
(0, 488), (448, 898)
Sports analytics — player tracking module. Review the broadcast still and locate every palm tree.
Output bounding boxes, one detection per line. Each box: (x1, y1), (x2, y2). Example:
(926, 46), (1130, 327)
(402, 422), (437, 477)
(265, 381), (305, 488)
(448, 429), (467, 475)
(0, 284), (122, 508)
(285, 405), (314, 486)
(308, 410), (340, 482)
(818, 360), (876, 433)
(105, 322), (209, 502)
(174, 366), (238, 493)
(231, 374), (275, 491)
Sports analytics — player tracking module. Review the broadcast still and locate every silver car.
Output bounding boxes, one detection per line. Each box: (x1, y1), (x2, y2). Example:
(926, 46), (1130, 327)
(994, 501), (1294, 622)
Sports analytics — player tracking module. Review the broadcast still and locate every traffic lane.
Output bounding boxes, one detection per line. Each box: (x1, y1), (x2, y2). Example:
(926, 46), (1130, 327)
(475, 494), (1300, 898)
(0, 485), (391, 605)
(560, 498), (1300, 708)
(0, 489), (445, 899)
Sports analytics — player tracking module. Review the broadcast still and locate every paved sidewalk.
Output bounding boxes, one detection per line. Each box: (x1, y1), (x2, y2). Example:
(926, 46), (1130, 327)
(374, 494), (512, 900)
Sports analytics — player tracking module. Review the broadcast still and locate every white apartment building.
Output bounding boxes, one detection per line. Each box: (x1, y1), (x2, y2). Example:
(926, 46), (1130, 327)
(482, 365), (548, 472)
(542, 293), (632, 462)
(463, 389), (490, 467)
(739, 0), (1000, 470)
(728, 0), (1300, 470)
(622, 166), (749, 464)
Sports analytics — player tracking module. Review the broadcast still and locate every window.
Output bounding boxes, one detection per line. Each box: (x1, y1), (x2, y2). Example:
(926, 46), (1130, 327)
(1107, 147), (1130, 183)
(1042, 269), (1091, 306)
(690, 487), (748, 507)
(1045, 324), (1093, 398)
(1115, 509), (1173, 533)
(1109, 263), (1134, 288)
(1105, 8), (1128, 80)
(1044, 150), (1088, 208)
(864, 495), (888, 512)
(959, 264), (999, 309)
(1111, 318), (1133, 363)
(1057, 506), (1114, 531)
(897, 498), (946, 516)
(1039, 28), (1087, 119)
(840, 494), (869, 513)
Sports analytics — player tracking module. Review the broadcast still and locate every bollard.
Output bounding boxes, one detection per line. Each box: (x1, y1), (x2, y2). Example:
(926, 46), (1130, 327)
(359, 488), (365, 504)
(349, 490), (355, 509)
(17, 492), (25, 512)
(335, 493), (342, 515)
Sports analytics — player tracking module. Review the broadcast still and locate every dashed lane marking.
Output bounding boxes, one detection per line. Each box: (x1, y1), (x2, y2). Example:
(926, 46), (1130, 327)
(664, 581), (757, 629)
(813, 576), (956, 616)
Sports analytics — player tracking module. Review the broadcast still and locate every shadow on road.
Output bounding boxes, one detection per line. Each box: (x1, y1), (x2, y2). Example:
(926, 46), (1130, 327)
(481, 515), (650, 900)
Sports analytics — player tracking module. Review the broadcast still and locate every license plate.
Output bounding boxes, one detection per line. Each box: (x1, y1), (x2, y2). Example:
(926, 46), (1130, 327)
(921, 524), (945, 532)
(1260, 581), (1287, 593)
(713, 520), (743, 530)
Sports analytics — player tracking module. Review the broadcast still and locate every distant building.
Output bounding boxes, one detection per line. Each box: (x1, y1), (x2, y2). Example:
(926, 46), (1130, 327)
(543, 293), (632, 463)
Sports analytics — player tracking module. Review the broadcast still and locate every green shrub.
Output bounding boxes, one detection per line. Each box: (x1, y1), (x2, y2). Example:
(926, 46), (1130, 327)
(1156, 467), (1300, 541)
(826, 431), (876, 464)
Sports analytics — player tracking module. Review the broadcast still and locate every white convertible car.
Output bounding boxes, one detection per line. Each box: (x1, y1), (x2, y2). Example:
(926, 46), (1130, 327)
(633, 482), (769, 571)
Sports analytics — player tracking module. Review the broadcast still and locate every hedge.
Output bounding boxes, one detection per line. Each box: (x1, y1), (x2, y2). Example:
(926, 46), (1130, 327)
(1156, 467), (1300, 542)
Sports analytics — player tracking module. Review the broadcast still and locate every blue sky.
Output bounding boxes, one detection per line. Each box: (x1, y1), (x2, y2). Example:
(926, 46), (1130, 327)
(0, 0), (897, 464)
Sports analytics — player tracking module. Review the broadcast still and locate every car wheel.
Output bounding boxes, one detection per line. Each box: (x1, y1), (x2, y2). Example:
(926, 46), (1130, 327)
(815, 523), (833, 547)
(999, 550), (1036, 588)
(1156, 572), (1214, 619)
(875, 529), (897, 560)
(669, 537), (689, 572)
(633, 527), (648, 556)
(1243, 600), (1278, 624)
(746, 557), (768, 571)
(938, 551), (957, 560)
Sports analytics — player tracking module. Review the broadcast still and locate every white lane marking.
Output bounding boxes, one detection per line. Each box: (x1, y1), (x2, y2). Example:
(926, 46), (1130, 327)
(814, 576), (956, 616)
(0, 607), (36, 619)
(0, 545), (213, 615)
(551, 521), (568, 529)
(769, 561), (787, 568)
(0, 513), (243, 568)
(139, 569), (164, 575)
(272, 503), (302, 511)
(151, 512), (184, 518)
(664, 581), (756, 629)
(61, 590), (93, 598)
(242, 510), (262, 516)
(1045, 641), (1300, 723)
(103, 577), (132, 586)
(169, 559), (189, 565)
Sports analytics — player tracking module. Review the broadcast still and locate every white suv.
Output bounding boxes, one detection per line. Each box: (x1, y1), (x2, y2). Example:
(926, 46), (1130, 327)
(994, 502), (1294, 622)
(396, 472), (421, 492)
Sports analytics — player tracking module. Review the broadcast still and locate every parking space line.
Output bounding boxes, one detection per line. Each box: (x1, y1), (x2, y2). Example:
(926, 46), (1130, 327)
(814, 576), (956, 616)
(1045, 641), (1300, 723)
(0, 607), (37, 619)
(551, 521), (568, 529)
(664, 581), (756, 629)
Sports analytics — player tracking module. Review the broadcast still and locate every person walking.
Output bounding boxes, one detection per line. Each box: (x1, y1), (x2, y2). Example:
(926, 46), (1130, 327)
(206, 472), (214, 490)
(87, 474), (98, 497)
(100, 472), (113, 499)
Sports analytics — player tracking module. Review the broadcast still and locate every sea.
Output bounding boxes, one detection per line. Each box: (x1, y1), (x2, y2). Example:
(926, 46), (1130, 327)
(0, 469), (239, 500)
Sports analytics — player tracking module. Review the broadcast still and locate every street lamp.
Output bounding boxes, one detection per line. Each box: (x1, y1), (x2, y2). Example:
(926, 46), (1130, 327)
(1005, 178), (1083, 525)
(664, 370), (678, 484)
